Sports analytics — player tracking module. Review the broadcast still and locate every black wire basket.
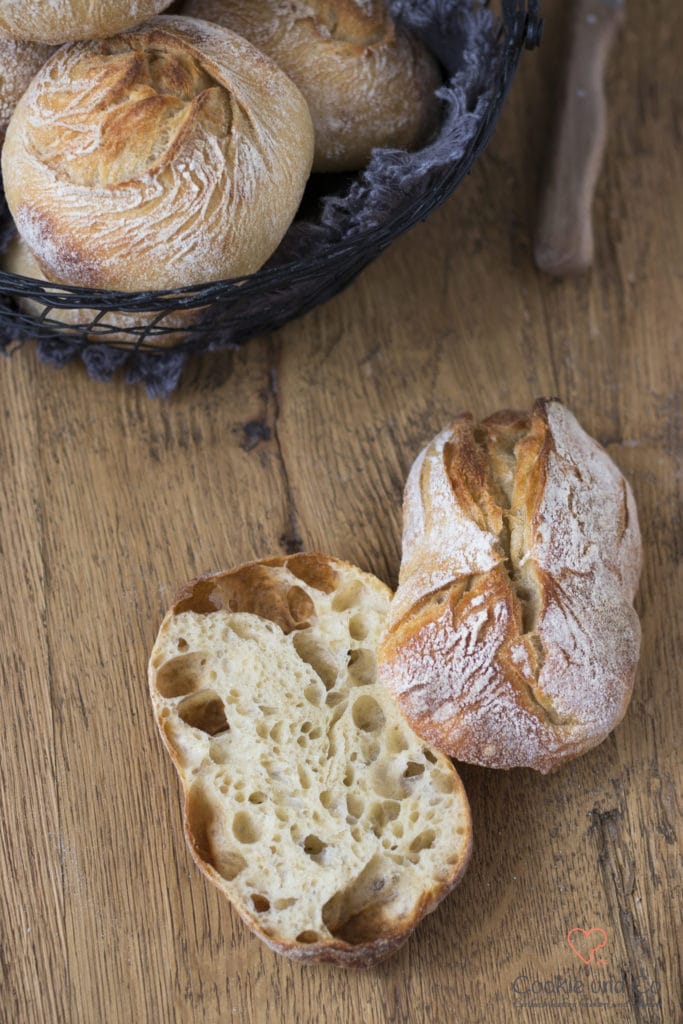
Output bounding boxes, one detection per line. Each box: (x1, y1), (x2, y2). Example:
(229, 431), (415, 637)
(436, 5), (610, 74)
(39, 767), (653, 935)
(0, 0), (541, 395)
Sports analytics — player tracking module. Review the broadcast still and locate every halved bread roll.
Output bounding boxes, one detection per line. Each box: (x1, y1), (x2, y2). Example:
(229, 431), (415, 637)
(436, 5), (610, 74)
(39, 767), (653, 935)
(378, 399), (642, 773)
(149, 554), (472, 966)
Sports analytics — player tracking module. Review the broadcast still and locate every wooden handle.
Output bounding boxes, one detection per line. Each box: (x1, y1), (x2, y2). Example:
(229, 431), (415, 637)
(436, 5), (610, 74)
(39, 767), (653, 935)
(534, 0), (624, 276)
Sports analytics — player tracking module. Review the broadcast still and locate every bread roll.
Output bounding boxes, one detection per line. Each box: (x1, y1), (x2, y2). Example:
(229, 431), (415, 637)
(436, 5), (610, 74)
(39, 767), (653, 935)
(182, 0), (441, 172)
(0, 1), (172, 45)
(149, 554), (472, 965)
(0, 38), (53, 146)
(378, 399), (642, 774)
(2, 236), (203, 346)
(2, 16), (314, 291)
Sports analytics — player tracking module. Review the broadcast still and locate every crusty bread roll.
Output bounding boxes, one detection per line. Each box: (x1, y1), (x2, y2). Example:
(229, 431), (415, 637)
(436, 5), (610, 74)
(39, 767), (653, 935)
(0, 1), (172, 45)
(149, 554), (472, 965)
(181, 0), (441, 172)
(2, 236), (203, 346)
(0, 38), (54, 146)
(2, 16), (314, 291)
(378, 399), (642, 774)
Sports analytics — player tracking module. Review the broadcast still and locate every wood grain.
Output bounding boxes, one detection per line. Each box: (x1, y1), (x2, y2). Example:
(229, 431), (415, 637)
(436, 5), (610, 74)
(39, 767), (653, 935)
(0, 1), (680, 1021)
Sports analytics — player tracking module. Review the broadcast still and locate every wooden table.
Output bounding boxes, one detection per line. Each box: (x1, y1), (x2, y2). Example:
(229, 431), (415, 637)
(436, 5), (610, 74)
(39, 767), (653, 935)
(1, 3), (680, 1022)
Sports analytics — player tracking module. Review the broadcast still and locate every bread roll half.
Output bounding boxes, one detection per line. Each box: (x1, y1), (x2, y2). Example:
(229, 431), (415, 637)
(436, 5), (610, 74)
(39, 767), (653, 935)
(0, 1), (172, 45)
(149, 555), (472, 965)
(2, 16), (314, 291)
(378, 400), (642, 773)
(182, 0), (441, 172)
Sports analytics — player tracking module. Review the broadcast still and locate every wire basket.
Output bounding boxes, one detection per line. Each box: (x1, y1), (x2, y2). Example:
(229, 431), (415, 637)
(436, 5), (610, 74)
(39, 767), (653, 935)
(0, 0), (541, 394)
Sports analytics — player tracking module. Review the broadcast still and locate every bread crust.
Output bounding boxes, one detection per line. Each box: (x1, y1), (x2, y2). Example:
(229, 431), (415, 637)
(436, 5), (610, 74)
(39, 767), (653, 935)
(0, 1), (172, 45)
(150, 554), (472, 966)
(1, 236), (204, 346)
(182, 0), (441, 172)
(378, 399), (642, 773)
(2, 16), (314, 291)
(0, 38), (54, 146)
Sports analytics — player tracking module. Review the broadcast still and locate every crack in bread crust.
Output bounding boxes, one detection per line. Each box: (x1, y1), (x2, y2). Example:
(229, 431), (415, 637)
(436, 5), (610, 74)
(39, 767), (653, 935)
(378, 399), (642, 772)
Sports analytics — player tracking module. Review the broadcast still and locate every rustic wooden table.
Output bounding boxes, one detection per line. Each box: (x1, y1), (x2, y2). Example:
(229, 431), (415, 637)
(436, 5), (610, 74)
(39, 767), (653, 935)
(1, 3), (680, 1022)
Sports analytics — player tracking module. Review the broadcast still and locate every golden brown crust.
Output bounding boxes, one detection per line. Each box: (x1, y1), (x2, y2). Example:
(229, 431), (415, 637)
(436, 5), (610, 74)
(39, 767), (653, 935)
(0, 1), (172, 45)
(2, 16), (314, 291)
(378, 399), (642, 773)
(150, 554), (472, 965)
(182, 0), (441, 171)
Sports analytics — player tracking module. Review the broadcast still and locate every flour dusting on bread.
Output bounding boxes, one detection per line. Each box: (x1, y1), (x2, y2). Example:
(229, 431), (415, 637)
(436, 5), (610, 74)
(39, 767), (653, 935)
(378, 399), (642, 773)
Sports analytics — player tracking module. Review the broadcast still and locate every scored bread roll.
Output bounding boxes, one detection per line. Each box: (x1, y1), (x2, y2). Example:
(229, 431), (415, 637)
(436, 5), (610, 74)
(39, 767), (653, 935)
(0, 38), (54, 147)
(0, 1), (172, 45)
(2, 236), (204, 346)
(182, 0), (441, 172)
(2, 16), (314, 291)
(377, 399), (642, 774)
(149, 554), (472, 965)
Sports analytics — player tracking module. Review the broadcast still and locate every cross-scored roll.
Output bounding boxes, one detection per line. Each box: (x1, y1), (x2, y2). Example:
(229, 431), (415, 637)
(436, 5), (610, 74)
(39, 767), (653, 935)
(377, 399), (642, 773)
(2, 16), (314, 291)
(149, 554), (472, 965)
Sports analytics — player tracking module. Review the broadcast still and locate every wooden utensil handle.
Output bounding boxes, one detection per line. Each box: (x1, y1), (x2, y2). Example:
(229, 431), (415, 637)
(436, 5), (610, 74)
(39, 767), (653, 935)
(534, 0), (624, 276)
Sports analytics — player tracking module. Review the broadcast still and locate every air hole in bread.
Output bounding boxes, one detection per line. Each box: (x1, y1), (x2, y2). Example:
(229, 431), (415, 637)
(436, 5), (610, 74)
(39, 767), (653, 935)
(404, 761), (425, 779)
(155, 653), (209, 698)
(248, 792), (266, 805)
(233, 811), (259, 844)
(423, 749), (437, 764)
(370, 764), (406, 801)
(298, 765), (312, 789)
(331, 580), (362, 613)
(349, 615), (369, 641)
(346, 793), (364, 819)
(352, 696), (385, 732)
(320, 790), (335, 810)
(433, 772), (456, 794)
(177, 637), (188, 651)
(251, 894), (270, 913)
(309, 727), (322, 740)
(287, 587), (315, 629)
(209, 737), (231, 765)
(343, 768), (354, 787)
(385, 727), (408, 754)
(214, 849), (248, 881)
(292, 632), (338, 689)
(274, 898), (296, 910)
(177, 691), (229, 736)
(303, 834), (326, 859)
(321, 856), (390, 944)
(269, 722), (285, 743)
(296, 931), (321, 944)
(347, 649), (375, 686)
(285, 555), (338, 594)
(304, 684), (323, 707)
(410, 829), (435, 853)
(360, 737), (380, 765)
(326, 691), (345, 708)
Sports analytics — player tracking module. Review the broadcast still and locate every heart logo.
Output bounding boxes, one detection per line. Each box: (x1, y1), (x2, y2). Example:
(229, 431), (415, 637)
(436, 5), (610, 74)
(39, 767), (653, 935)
(567, 927), (608, 965)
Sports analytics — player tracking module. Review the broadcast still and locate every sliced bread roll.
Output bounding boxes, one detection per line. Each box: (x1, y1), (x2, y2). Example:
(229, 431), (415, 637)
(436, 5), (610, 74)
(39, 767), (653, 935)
(149, 554), (472, 966)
